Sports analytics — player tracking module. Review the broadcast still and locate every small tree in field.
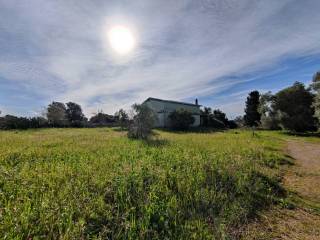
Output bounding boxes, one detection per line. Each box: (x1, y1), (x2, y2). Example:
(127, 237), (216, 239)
(128, 104), (156, 139)
(169, 109), (195, 130)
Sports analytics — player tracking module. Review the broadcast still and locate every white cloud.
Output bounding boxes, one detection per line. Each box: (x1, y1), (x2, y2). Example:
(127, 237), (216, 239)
(1, 0), (320, 116)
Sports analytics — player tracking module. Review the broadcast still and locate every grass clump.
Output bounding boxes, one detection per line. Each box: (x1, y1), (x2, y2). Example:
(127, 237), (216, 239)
(0, 129), (286, 239)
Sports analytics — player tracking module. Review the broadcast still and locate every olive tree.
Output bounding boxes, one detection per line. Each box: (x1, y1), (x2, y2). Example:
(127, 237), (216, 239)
(127, 104), (156, 139)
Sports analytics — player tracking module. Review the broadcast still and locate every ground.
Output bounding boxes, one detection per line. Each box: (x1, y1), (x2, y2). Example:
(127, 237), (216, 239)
(243, 137), (320, 239)
(0, 128), (319, 239)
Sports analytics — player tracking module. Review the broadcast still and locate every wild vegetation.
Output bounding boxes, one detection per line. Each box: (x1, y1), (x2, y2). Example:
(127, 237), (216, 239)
(0, 128), (291, 239)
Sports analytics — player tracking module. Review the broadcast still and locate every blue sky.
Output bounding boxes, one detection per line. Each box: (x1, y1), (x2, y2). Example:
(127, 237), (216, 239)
(1, 0), (320, 118)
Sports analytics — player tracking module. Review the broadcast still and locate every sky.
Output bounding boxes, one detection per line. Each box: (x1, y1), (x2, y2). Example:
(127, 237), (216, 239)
(1, 0), (320, 119)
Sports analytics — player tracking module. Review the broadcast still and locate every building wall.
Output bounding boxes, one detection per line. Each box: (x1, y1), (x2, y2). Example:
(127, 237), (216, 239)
(192, 115), (200, 127)
(144, 99), (201, 127)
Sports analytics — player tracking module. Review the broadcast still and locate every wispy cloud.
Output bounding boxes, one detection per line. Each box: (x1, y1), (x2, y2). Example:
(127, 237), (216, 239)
(1, 0), (320, 117)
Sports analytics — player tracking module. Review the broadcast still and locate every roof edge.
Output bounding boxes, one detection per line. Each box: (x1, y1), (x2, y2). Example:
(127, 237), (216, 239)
(144, 97), (201, 107)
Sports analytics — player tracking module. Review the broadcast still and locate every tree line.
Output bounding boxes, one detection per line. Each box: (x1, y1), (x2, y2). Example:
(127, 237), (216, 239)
(0, 102), (129, 130)
(1, 71), (319, 133)
(241, 71), (320, 132)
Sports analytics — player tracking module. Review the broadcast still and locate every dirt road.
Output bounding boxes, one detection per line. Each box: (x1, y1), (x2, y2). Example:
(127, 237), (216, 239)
(243, 140), (320, 240)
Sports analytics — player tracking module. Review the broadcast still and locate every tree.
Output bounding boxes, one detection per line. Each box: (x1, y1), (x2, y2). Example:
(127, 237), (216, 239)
(0, 115), (29, 129)
(200, 107), (212, 127)
(115, 109), (129, 129)
(273, 82), (317, 132)
(234, 116), (244, 128)
(200, 107), (226, 129)
(312, 71), (320, 123)
(260, 111), (281, 130)
(89, 112), (116, 126)
(168, 109), (195, 130)
(66, 102), (86, 127)
(208, 117), (225, 129)
(227, 120), (238, 129)
(244, 91), (261, 126)
(29, 117), (48, 128)
(127, 104), (156, 139)
(213, 109), (229, 125)
(258, 91), (273, 117)
(46, 102), (68, 127)
(258, 92), (281, 130)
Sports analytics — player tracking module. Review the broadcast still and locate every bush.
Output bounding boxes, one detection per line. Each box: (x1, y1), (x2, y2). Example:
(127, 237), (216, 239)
(115, 109), (129, 129)
(260, 112), (281, 130)
(208, 117), (225, 129)
(0, 115), (29, 130)
(227, 120), (238, 129)
(168, 109), (195, 130)
(0, 115), (48, 130)
(29, 117), (48, 128)
(89, 112), (116, 127)
(128, 104), (156, 139)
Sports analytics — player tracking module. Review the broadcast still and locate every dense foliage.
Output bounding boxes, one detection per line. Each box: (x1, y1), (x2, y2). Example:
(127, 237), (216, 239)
(46, 101), (68, 127)
(201, 108), (234, 129)
(66, 102), (86, 127)
(212, 109), (229, 126)
(0, 102), (129, 129)
(114, 108), (129, 129)
(0, 115), (48, 129)
(244, 91), (261, 126)
(272, 82), (317, 132)
(128, 104), (156, 139)
(168, 109), (195, 130)
(89, 112), (117, 126)
(0, 129), (287, 239)
(312, 72), (320, 123)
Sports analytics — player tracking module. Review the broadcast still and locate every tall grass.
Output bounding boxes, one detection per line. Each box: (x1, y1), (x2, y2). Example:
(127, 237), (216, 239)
(0, 128), (287, 239)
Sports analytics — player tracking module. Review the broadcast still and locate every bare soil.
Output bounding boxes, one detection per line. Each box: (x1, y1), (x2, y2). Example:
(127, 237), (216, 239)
(242, 140), (320, 240)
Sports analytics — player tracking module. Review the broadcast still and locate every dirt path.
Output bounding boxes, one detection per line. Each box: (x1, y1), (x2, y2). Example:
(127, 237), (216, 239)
(286, 141), (320, 205)
(243, 140), (320, 240)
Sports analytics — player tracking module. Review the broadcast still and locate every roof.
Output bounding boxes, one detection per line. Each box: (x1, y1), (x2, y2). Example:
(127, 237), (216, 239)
(143, 97), (201, 107)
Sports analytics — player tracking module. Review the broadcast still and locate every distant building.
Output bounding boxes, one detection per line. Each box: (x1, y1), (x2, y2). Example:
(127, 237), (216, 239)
(143, 97), (201, 127)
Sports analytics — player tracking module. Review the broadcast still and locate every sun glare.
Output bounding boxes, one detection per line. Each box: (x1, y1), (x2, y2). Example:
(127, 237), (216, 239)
(108, 26), (135, 54)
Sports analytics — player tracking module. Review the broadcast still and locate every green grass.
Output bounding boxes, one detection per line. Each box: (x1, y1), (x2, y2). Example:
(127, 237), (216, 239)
(0, 128), (290, 239)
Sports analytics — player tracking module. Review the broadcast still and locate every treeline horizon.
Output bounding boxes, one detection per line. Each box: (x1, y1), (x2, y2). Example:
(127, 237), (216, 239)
(1, 71), (319, 132)
(0, 102), (129, 129)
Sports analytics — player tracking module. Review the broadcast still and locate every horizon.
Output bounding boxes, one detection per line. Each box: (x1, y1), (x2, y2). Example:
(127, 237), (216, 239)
(1, 0), (320, 118)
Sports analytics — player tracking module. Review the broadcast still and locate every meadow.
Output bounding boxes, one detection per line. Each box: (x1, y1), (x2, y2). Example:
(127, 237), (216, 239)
(0, 128), (291, 239)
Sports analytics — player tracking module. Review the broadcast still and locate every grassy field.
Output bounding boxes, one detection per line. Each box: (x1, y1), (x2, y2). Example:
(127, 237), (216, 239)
(0, 128), (292, 239)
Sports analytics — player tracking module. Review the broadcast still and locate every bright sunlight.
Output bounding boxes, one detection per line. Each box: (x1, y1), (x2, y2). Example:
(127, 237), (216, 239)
(108, 26), (135, 54)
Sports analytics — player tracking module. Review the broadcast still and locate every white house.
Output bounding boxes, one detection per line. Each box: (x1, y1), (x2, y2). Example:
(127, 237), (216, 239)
(143, 97), (201, 127)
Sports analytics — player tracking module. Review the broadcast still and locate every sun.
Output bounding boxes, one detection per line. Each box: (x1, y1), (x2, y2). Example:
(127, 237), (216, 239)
(108, 26), (135, 54)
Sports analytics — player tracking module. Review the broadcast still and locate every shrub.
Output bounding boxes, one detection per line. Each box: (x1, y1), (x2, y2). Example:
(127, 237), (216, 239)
(128, 104), (156, 139)
(168, 109), (195, 130)
(227, 120), (238, 129)
(89, 112), (116, 127)
(0, 115), (29, 129)
(29, 117), (48, 128)
(208, 117), (225, 129)
(260, 112), (281, 130)
(0, 115), (49, 130)
(115, 109), (129, 129)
